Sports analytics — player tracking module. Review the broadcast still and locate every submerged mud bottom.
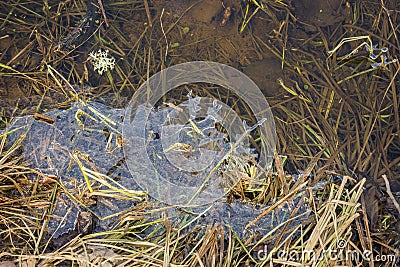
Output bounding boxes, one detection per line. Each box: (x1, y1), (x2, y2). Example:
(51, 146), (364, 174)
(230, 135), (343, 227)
(2, 101), (313, 248)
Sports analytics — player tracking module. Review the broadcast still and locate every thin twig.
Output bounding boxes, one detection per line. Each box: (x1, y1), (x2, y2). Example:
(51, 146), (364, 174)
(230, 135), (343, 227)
(98, 0), (109, 27)
(144, 0), (153, 27)
(382, 174), (400, 215)
(245, 181), (308, 229)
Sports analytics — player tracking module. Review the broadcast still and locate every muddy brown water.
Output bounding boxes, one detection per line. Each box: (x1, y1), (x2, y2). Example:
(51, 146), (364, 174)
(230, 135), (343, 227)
(0, 0), (352, 112)
(0, 0), (355, 114)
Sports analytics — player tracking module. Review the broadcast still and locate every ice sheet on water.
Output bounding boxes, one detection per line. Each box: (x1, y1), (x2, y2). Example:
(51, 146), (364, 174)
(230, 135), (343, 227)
(2, 102), (129, 185)
(1, 98), (276, 240)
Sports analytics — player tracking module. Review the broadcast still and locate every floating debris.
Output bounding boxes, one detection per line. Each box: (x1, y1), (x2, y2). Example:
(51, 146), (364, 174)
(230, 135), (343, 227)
(88, 49), (116, 75)
(366, 43), (397, 69)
